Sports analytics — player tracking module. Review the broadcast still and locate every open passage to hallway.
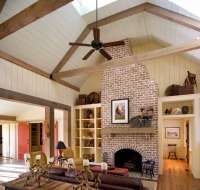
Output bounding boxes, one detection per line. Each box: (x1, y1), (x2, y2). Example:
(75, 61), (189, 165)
(157, 158), (200, 190)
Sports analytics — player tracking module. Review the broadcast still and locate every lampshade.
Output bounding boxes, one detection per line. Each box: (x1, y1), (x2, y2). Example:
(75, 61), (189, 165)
(55, 141), (66, 149)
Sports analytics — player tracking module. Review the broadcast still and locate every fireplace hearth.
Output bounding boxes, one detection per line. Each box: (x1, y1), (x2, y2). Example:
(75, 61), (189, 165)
(115, 149), (142, 172)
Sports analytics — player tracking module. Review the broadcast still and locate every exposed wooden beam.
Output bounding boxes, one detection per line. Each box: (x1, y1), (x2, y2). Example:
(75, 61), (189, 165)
(0, 115), (16, 121)
(0, 0), (6, 13)
(0, 0), (73, 40)
(0, 50), (80, 91)
(54, 78), (80, 92)
(51, 27), (91, 74)
(145, 3), (200, 32)
(0, 88), (71, 111)
(52, 39), (200, 78)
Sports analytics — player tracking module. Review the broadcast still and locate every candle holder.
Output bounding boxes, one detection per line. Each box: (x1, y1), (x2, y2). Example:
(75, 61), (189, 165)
(24, 155), (54, 188)
(73, 165), (101, 190)
(71, 159), (108, 190)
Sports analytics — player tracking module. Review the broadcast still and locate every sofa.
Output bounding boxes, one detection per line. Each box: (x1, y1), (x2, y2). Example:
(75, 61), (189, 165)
(46, 167), (149, 190)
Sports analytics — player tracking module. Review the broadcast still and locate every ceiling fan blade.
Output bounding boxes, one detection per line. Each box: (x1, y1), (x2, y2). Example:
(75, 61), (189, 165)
(69, 42), (91, 47)
(103, 40), (125, 47)
(82, 49), (95, 60)
(99, 49), (112, 60)
(93, 28), (100, 42)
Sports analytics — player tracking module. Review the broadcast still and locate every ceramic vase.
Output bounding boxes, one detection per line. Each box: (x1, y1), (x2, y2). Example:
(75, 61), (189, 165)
(182, 106), (189, 114)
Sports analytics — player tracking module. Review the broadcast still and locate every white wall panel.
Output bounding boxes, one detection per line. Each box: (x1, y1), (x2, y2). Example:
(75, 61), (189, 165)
(11, 64), (18, 92)
(5, 62), (12, 89)
(0, 59), (6, 88)
(0, 58), (78, 107)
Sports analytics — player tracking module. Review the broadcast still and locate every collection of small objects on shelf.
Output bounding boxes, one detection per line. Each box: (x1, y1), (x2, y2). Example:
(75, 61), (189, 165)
(75, 104), (101, 162)
(130, 106), (154, 128)
(164, 70), (197, 115)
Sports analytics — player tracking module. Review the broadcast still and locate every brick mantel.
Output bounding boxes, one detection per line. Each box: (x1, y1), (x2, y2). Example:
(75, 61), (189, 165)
(101, 127), (154, 134)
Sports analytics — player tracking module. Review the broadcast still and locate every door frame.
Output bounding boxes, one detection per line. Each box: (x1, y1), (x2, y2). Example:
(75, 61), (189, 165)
(0, 88), (71, 158)
(186, 120), (190, 165)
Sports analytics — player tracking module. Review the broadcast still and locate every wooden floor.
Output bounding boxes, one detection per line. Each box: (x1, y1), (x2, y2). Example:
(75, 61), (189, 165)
(0, 157), (200, 190)
(157, 158), (200, 190)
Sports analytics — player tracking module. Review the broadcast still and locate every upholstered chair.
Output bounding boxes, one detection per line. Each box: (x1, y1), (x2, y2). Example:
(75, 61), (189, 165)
(61, 148), (84, 170)
(29, 151), (60, 168)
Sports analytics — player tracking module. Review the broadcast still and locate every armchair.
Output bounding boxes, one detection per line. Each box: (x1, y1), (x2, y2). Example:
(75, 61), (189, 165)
(29, 151), (60, 168)
(61, 148), (84, 170)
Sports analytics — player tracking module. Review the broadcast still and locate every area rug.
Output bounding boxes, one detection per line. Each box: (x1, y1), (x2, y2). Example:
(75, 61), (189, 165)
(2, 177), (74, 190)
(128, 171), (158, 181)
(141, 180), (157, 190)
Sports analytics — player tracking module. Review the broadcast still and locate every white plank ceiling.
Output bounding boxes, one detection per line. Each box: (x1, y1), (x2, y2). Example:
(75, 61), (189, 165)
(0, 0), (200, 89)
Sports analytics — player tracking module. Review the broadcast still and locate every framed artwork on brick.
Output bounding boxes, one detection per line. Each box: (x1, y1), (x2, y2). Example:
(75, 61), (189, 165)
(111, 98), (129, 124)
(165, 127), (180, 139)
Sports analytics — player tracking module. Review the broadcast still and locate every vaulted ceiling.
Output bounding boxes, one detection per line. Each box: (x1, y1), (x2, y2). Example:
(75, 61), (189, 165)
(0, 0), (200, 92)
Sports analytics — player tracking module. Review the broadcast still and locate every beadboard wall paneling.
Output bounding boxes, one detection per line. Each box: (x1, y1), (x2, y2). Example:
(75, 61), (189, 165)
(0, 58), (78, 106)
(80, 42), (200, 96)
(80, 71), (101, 95)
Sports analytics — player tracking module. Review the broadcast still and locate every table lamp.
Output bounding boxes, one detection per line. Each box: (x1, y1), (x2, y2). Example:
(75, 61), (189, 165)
(55, 141), (66, 159)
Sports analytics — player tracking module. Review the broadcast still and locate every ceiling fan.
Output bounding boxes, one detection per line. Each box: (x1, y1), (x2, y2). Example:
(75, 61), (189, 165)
(69, 0), (125, 60)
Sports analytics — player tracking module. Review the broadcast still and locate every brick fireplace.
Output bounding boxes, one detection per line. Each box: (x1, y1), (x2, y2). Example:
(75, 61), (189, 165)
(101, 39), (159, 175)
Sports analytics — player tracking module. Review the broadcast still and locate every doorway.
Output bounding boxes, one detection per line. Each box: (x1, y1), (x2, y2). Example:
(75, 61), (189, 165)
(186, 120), (190, 165)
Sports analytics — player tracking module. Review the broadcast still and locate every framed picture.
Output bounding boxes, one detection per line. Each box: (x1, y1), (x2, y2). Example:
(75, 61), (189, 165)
(165, 127), (180, 139)
(111, 98), (129, 124)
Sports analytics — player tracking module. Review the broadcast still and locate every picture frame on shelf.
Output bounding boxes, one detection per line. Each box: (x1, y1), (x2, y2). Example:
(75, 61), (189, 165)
(165, 127), (180, 139)
(111, 98), (129, 124)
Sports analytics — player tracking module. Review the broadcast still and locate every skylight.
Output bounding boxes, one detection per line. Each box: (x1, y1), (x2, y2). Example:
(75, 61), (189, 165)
(169, 0), (200, 18)
(72, 0), (117, 15)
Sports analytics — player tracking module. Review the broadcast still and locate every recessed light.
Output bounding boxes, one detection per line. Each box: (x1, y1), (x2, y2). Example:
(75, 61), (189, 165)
(196, 36), (200, 40)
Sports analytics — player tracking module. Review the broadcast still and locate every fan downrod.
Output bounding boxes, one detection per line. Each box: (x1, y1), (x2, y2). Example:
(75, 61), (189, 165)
(91, 40), (103, 50)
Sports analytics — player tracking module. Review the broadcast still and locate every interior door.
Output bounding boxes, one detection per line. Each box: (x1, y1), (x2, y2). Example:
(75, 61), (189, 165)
(186, 121), (189, 165)
(18, 123), (30, 160)
(2, 124), (9, 157)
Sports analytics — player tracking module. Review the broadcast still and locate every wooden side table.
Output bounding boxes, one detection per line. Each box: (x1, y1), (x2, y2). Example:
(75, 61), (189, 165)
(168, 144), (177, 159)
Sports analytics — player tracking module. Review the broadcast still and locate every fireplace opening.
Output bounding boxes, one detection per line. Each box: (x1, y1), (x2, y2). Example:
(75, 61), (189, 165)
(114, 149), (142, 172)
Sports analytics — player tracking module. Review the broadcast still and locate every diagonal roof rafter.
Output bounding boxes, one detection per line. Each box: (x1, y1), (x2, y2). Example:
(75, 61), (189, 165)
(0, 0), (6, 13)
(0, 0), (73, 39)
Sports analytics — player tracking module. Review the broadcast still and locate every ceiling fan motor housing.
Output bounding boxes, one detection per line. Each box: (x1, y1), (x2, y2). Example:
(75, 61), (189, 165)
(91, 40), (103, 50)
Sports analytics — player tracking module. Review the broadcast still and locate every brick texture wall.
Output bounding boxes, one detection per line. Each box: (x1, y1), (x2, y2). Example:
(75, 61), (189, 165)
(101, 39), (159, 174)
